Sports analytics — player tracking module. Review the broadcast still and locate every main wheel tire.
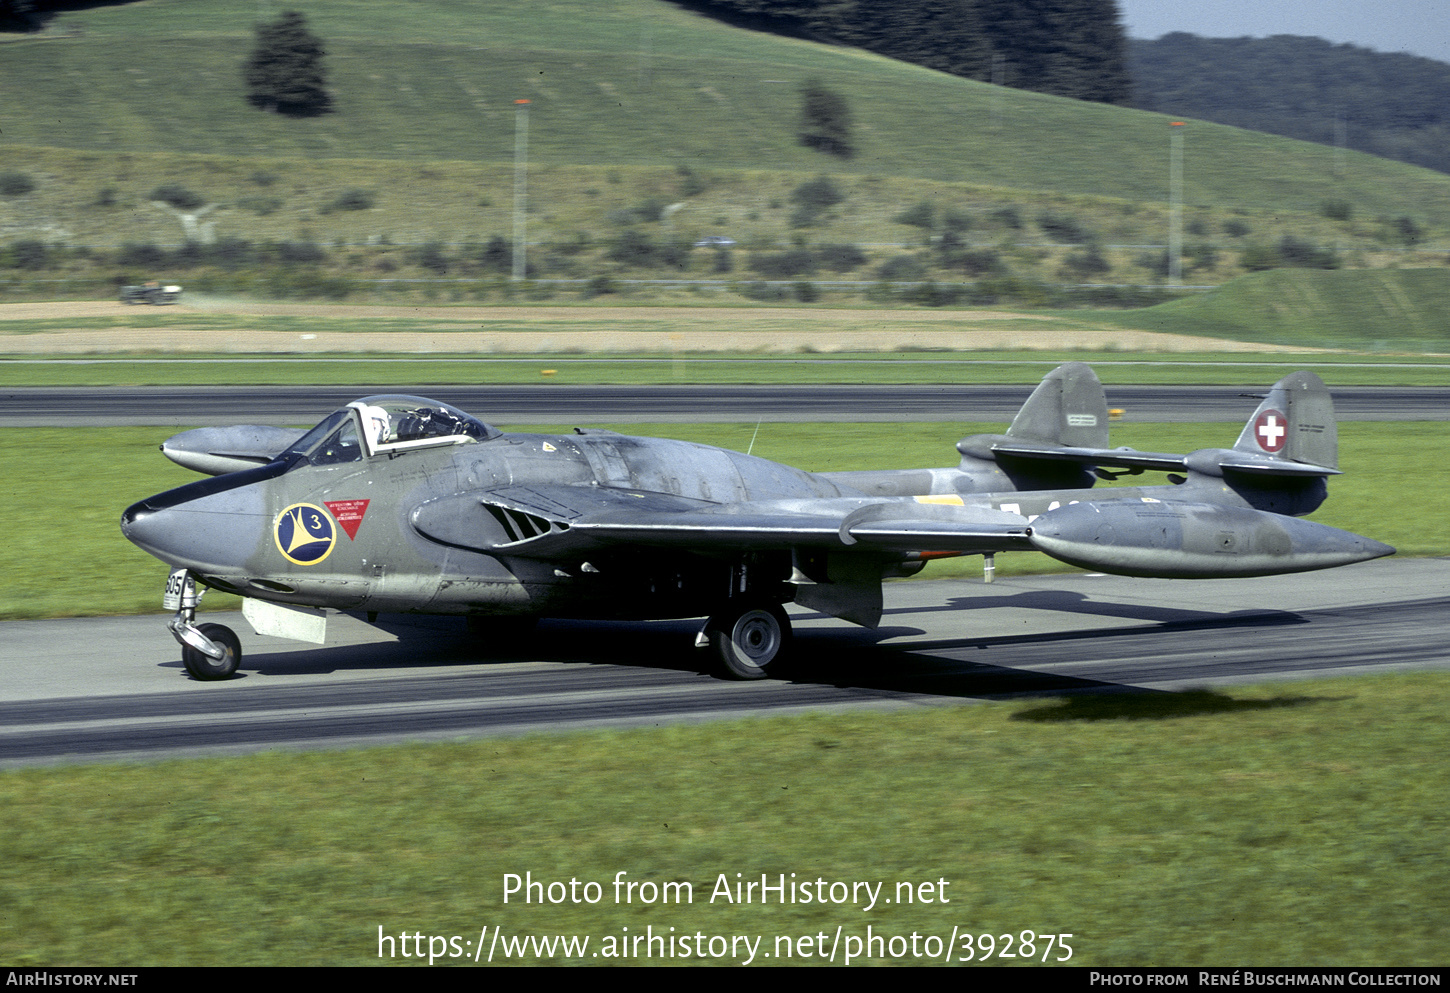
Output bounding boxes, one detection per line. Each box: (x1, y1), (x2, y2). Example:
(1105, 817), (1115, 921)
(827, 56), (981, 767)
(708, 601), (792, 680)
(181, 623), (241, 681)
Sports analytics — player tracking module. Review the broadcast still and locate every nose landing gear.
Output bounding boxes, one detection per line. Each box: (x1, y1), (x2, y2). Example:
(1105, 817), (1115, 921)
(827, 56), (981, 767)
(163, 569), (242, 680)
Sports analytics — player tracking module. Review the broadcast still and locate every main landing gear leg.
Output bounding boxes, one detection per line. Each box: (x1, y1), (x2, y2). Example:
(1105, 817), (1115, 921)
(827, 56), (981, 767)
(163, 568), (242, 680)
(702, 598), (792, 681)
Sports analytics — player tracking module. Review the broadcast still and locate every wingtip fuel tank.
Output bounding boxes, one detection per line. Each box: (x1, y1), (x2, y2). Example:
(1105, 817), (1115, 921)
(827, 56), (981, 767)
(1028, 500), (1395, 579)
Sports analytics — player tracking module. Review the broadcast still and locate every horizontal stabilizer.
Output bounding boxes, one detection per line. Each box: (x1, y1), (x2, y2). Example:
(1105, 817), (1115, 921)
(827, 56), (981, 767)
(988, 442), (1188, 472)
(989, 442), (1341, 478)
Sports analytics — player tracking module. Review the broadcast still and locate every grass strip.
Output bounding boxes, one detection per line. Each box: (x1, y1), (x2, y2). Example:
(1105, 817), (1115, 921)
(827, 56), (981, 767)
(2, 351), (1449, 387)
(2, 671), (1446, 965)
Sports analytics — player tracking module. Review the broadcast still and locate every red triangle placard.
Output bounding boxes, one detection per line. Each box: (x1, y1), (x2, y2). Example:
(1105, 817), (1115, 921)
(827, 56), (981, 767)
(324, 499), (370, 540)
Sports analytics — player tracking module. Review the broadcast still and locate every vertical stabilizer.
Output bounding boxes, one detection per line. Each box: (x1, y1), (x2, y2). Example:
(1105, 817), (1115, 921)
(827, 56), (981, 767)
(1231, 371), (1338, 469)
(1005, 361), (1109, 448)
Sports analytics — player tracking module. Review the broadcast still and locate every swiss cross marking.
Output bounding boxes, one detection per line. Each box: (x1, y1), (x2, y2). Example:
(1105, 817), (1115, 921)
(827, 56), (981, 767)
(1255, 410), (1287, 453)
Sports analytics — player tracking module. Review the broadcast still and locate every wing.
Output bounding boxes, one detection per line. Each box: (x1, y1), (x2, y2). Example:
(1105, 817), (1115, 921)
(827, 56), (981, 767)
(410, 484), (1033, 559)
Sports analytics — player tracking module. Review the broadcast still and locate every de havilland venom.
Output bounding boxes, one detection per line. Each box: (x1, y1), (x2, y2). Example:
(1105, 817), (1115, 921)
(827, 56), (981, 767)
(120, 363), (1393, 681)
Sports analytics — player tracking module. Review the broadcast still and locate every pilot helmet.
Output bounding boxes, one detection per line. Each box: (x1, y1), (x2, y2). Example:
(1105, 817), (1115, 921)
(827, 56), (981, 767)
(360, 404), (391, 446)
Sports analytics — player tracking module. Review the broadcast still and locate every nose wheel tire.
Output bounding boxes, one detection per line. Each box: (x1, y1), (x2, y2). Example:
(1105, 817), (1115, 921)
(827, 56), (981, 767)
(181, 623), (242, 681)
(707, 600), (792, 680)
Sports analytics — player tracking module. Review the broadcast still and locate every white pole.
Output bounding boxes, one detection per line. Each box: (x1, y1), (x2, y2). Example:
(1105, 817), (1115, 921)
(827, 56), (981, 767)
(1169, 121), (1184, 286)
(513, 99), (530, 282)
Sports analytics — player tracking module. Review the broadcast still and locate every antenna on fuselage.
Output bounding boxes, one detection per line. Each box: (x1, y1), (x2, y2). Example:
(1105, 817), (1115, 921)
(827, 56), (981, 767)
(746, 419), (763, 456)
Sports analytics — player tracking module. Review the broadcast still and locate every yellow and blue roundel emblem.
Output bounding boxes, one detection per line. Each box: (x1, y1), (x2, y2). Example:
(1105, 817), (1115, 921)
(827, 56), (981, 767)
(274, 503), (336, 566)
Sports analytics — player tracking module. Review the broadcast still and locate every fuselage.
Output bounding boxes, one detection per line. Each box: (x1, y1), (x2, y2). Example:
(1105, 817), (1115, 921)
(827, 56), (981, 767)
(123, 419), (870, 619)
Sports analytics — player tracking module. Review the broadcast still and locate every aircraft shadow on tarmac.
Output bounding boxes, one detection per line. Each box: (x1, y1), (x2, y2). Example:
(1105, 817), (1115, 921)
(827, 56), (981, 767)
(163, 588), (1313, 711)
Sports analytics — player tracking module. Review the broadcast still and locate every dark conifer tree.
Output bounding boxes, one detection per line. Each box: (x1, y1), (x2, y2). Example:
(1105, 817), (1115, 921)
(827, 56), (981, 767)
(243, 11), (333, 117)
(678, 0), (1131, 105)
(0, 1), (37, 30)
(798, 78), (856, 158)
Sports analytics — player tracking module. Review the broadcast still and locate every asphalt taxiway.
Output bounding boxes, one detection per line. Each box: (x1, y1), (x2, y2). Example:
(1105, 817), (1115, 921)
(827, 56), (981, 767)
(3, 557), (1444, 767)
(3, 383), (1448, 426)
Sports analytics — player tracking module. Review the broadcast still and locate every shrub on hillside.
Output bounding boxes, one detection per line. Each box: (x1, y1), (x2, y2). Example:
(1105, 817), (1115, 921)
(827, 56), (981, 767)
(414, 242), (450, 275)
(814, 243), (867, 271)
(739, 280), (787, 301)
(583, 275), (619, 297)
(991, 206), (1023, 229)
(751, 249), (817, 279)
(239, 196), (283, 215)
(326, 189), (375, 212)
(605, 230), (688, 269)
(789, 175), (845, 228)
(950, 247), (1005, 277)
(676, 165), (708, 197)
(608, 199), (670, 226)
(5, 240), (49, 269)
(902, 281), (961, 307)
(1392, 216), (1424, 246)
(276, 241), (327, 264)
(1238, 238), (1336, 272)
(608, 229), (659, 267)
(1239, 244), (1281, 272)
(894, 202), (935, 230)
(117, 243), (168, 268)
(471, 236), (512, 274)
(876, 254), (927, 281)
(207, 238), (256, 269)
(149, 184), (207, 210)
(1277, 236), (1338, 269)
(1037, 212), (1090, 244)
(941, 208), (973, 233)
(169, 242), (207, 268)
(792, 175), (844, 213)
(1059, 244), (1112, 280)
(1187, 243), (1219, 271)
(0, 172), (35, 197)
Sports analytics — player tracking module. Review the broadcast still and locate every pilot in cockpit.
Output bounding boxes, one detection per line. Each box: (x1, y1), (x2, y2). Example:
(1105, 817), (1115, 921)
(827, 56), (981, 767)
(359, 404), (392, 448)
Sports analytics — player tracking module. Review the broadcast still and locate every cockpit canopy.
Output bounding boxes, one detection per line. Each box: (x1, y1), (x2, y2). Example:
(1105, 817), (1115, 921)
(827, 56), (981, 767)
(282, 395), (498, 466)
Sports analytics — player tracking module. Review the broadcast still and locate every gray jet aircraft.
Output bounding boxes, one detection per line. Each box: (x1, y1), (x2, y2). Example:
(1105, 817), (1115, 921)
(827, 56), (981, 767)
(121, 364), (1393, 681)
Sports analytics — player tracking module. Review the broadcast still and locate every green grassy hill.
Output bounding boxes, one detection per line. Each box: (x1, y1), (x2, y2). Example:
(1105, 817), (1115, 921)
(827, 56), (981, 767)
(1066, 268), (1450, 351)
(3, 0), (1449, 221)
(4, 0), (1450, 322)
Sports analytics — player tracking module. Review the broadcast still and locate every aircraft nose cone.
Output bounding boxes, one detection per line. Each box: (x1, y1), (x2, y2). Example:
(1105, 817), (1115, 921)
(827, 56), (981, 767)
(120, 474), (272, 573)
(120, 498), (181, 557)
